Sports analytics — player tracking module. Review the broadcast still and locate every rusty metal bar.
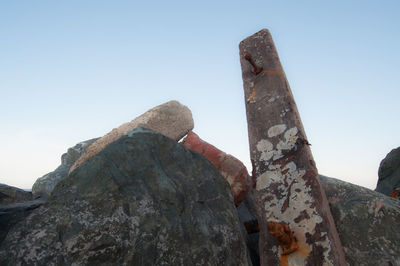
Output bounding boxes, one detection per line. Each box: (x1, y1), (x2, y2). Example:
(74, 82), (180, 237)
(239, 29), (346, 266)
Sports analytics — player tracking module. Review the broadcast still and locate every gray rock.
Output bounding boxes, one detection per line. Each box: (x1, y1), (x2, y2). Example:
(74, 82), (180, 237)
(0, 183), (32, 205)
(32, 138), (99, 197)
(237, 191), (260, 266)
(320, 175), (400, 266)
(376, 147), (400, 195)
(0, 183), (40, 246)
(0, 199), (45, 247)
(0, 127), (251, 265)
(70, 100), (194, 173)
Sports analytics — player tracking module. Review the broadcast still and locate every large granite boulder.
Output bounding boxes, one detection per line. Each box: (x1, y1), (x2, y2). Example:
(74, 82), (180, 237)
(376, 147), (400, 195)
(0, 127), (251, 265)
(32, 138), (99, 197)
(181, 131), (252, 206)
(320, 175), (400, 266)
(69, 100), (194, 173)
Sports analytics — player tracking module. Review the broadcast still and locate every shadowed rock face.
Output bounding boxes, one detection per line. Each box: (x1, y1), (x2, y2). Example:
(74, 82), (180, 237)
(0, 128), (251, 266)
(320, 175), (400, 266)
(181, 131), (252, 206)
(376, 147), (400, 195)
(0, 184), (44, 246)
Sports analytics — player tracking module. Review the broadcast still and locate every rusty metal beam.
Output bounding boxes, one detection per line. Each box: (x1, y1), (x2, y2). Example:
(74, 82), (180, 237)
(239, 29), (346, 265)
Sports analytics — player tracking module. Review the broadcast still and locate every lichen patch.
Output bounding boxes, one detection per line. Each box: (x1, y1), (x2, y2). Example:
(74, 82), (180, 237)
(268, 124), (287, 138)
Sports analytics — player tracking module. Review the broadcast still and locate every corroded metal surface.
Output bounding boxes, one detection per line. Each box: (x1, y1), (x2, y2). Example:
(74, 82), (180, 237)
(239, 29), (346, 265)
(181, 130), (252, 206)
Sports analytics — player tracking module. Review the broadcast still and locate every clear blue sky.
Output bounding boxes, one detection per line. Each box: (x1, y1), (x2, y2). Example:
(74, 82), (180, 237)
(1, 1), (399, 190)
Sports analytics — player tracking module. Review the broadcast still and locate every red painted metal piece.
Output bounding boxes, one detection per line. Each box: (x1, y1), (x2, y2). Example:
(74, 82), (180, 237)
(181, 131), (252, 206)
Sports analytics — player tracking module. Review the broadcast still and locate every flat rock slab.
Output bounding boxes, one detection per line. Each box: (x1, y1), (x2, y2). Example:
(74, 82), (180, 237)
(320, 175), (400, 266)
(0, 199), (45, 247)
(0, 184), (32, 205)
(70, 100), (194, 173)
(182, 131), (252, 206)
(0, 128), (250, 265)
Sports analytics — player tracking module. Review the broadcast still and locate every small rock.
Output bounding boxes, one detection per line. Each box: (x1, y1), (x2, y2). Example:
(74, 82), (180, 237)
(181, 131), (251, 206)
(376, 146), (400, 195)
(237, 191), (260, 266)
(32, 138), (99, 197)
(70, 100), (194, 173)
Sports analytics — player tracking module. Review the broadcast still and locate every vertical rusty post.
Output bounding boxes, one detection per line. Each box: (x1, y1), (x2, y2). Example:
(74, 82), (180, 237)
(239, 29), (346, 265)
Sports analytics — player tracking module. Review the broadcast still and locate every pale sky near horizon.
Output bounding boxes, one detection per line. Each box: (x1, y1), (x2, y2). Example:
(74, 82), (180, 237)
(1, 1), (399, 190)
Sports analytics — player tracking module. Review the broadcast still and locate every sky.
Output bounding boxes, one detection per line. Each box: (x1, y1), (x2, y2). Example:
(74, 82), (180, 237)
(0, 1), (399, 190)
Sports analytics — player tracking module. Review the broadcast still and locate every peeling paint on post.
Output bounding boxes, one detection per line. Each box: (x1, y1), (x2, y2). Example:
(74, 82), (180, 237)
(239, 29), (346, 266)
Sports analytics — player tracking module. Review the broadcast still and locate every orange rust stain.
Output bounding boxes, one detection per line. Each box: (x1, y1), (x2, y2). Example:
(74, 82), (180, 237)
(280, 242), (311, 265)
(247, 88), (257, 103)
(267, 221), (298, 256)
(261, 69), (283, 76)
(280, 254), (289, 266)
(389, 188), (400, 198)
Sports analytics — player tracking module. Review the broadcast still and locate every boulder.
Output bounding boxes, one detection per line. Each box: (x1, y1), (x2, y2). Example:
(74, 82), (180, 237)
(0, 127), (251, 265)
(181, 131), (251, 205)
(320, 175), (400, 266)
(32, 138), (99, 197)
(69, 100), (194, 173)
(376, 147), (400, 195)
(0, 183), (32, 205)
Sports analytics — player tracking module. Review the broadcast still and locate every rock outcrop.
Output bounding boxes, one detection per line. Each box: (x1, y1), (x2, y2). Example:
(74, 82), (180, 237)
(32, 138), (99, 197)
(181, 130), (252, 206)
(320, 175), (400, 266)
(0, 184), (45, 246)
(0, 184), (32, 205)
(0, 199), (45, 247)
(376, 147), (400, 196)
(69, 100), (194, 173)
(0, 128), (251, 266)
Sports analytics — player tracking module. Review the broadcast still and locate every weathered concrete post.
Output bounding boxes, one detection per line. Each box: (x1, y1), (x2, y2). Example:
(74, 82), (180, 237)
(239, 29), (346, 265)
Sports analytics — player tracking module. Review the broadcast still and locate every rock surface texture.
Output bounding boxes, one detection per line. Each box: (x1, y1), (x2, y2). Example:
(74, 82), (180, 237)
(376, 146), (400, 195)
(69, 100), (194, 173)
(0, 128), (251, 266)
(0, 184), (44, 246)
(181, 130), (252, 206)
(239, 29), (346, 265)
(0, 183), (32, 205)
(32, 138), (99, 197)
(320, 175), (400, 266)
